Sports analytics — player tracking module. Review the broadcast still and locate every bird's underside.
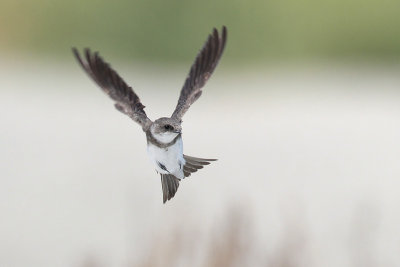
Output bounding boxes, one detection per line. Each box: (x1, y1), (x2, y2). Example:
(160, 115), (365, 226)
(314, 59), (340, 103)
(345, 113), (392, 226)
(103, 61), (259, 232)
(73, 26), (227, 203)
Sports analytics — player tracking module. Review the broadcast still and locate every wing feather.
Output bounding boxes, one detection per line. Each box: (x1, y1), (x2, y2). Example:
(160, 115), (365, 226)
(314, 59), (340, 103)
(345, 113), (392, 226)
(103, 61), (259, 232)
(72, 48), (152, 131)
(171, 26), (227, 120)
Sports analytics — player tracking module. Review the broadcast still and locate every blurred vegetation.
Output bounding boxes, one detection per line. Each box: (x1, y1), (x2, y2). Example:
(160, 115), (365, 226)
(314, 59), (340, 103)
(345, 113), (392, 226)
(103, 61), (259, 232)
(80, 208), (310, 267)
(1, 0), (400, 63)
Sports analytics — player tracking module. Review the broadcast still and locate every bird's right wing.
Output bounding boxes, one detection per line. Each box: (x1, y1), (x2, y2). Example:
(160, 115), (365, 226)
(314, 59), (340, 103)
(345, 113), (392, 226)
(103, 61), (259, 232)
(73, 48), (152, 131)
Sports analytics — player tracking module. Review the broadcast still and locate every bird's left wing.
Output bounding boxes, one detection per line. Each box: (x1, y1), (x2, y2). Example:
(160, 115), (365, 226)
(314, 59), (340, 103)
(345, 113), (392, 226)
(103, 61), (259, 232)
(73, 48), (152, 131)
(171, 26), (227, 121)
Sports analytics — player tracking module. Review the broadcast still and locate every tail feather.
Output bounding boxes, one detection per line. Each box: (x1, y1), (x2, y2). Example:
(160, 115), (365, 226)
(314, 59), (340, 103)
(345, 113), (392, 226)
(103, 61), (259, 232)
(185, 162), (204, 170)
(184, 155), (217, 165)
(160, 155), (217, 203)
(183, 155), (217, 178)
(161, 174), (180, 203)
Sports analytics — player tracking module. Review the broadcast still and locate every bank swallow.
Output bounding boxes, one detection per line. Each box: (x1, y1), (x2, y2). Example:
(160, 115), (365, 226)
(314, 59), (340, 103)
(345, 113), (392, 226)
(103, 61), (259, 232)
(73, 26), (227, 203)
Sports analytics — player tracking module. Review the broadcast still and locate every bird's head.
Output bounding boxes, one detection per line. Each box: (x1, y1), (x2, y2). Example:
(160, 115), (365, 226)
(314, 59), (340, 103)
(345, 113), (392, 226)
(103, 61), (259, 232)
(150, 117), (182, 143)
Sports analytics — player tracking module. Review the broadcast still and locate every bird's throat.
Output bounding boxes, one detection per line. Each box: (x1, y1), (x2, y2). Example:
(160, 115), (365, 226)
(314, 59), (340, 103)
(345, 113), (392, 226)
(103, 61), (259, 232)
(146, 131), (181, 149)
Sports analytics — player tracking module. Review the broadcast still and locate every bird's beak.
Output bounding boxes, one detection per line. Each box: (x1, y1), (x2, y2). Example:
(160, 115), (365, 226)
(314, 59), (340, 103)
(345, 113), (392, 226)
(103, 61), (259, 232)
(174, 130), (182, 134)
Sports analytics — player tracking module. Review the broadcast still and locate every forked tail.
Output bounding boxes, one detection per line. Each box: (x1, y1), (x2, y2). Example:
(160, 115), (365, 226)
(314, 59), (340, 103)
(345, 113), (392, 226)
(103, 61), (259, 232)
(160, 155), (217, 203)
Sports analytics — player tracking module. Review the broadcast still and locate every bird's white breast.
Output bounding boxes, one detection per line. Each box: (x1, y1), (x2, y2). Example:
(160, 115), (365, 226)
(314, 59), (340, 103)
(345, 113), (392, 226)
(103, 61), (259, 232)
(147, 137), (185, 179)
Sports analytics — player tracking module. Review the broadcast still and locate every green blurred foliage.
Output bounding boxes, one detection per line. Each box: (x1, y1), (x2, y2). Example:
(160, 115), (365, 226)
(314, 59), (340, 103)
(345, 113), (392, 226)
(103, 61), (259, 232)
(1, 0), (400, 63)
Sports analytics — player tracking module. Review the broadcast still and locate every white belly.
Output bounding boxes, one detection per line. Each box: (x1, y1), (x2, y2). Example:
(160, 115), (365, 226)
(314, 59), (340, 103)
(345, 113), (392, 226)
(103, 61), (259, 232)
(147, 137), (185, 179)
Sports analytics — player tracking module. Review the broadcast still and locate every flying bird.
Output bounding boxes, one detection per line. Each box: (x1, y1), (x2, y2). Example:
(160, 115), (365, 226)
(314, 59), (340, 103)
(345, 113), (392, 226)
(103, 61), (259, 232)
(73, 26), (227, 203)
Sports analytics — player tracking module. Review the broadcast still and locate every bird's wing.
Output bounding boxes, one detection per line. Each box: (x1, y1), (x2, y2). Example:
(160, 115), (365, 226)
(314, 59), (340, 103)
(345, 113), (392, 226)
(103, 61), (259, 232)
(160, 174), (180, 203)
(171, 26), (227, 121)
(183, 155), (217, 178)
(73, 48), (152, 131)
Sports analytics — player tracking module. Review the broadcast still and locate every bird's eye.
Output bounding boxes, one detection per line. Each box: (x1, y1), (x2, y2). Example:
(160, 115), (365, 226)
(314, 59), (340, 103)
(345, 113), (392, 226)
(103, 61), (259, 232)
(164, 125), (174, 131)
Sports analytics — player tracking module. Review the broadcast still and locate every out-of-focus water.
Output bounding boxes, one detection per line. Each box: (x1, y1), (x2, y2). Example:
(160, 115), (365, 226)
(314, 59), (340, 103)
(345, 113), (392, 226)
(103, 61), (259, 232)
(1, 59), (400, 267)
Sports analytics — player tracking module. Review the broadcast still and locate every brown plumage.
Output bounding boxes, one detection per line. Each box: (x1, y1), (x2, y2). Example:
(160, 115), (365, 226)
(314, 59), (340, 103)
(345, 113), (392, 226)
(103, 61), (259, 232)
(72, 48), (152, 131)
(160, 174), (180, 203)
(183, 155), (217, 178)
(161, 156), (217, 203)
(171, 26), (227, 120)
(73, 26), (227, 203)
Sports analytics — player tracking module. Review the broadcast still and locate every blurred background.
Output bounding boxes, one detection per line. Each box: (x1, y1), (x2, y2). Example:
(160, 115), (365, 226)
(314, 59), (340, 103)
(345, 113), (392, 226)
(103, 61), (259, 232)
(1, 0), (400, 266)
